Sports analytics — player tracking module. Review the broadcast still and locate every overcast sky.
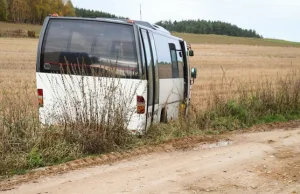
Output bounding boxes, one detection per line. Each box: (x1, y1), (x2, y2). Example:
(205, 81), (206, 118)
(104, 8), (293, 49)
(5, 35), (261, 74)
(72, 0), (300, 42)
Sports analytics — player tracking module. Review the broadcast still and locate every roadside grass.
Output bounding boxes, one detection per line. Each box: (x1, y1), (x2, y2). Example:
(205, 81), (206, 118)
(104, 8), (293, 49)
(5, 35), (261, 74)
(0, 86), (82, 177)
(195, 69), (300, 132)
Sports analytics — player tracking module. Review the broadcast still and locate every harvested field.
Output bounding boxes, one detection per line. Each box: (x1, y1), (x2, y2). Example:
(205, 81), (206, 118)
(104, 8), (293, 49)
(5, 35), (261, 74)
(1, 38), (300, 102)
(189, 44), (300, 108)
(0, 38), (37, 91)
(1, 37), (300, 121)
(0, 22), (41, 37)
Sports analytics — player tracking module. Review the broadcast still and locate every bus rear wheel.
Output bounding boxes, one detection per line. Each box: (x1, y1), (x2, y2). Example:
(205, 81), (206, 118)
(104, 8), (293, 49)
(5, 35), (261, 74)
(160, 108), (168, 123)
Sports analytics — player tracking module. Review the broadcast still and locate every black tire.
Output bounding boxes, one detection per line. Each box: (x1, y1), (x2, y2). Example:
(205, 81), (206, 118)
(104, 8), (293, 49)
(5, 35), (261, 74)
(160, 108), (168, 123)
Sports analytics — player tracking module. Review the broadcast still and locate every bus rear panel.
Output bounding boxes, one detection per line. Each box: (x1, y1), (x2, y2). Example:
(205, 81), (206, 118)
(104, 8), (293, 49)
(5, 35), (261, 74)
(36, 18), (148, 133)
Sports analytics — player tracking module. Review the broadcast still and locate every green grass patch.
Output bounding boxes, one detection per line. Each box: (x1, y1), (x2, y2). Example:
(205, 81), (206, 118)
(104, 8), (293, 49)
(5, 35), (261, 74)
(172, 32), (300, 47)
(197, 100), (300, 132)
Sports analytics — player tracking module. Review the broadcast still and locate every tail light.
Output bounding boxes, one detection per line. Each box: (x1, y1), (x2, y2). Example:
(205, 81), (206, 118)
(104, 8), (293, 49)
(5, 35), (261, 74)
(127, 19), (135, 24)
(180, 103), (186, 116)
(37, 89), (44, 107)
(137, 95), (145, 114)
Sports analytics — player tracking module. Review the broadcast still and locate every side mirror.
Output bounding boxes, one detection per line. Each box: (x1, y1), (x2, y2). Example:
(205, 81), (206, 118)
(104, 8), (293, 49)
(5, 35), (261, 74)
(190, 67), (197, 85)
(191, 68), (197, 79)
(188, 50), (194, 57)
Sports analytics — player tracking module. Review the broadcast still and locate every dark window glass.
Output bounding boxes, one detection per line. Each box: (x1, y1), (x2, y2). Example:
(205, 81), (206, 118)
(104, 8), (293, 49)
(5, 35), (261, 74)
(171, 41), (183, 79)
(170, 47), (179, 78)
(177, 51), (184, 78)
(41, 19), (138, 78)
(153, 34), (172, 79)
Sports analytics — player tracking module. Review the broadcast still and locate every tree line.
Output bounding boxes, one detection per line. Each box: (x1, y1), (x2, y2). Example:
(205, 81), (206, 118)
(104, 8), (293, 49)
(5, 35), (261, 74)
(0, 0), (127, 24)
(156, 20), (262, 38)
(0, 2), (262, 39)
(75, 7), (126, 19)
(0, 0), (75, 24)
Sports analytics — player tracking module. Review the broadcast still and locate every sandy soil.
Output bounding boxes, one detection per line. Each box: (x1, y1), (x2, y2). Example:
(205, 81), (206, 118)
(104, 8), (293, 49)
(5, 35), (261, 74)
(2, 128), (300, 194)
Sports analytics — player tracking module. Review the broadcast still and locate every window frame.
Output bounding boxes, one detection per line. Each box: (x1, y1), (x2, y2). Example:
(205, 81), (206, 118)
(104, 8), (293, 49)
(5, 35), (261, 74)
(140, 29), (155, 106)
(169, 43), (179, 78)
(152, 33), (172, 79)
(39, 18), (139, 79)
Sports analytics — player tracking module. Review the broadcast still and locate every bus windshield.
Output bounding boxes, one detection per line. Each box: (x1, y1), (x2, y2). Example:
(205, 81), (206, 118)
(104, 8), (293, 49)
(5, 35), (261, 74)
(40, 19), (139, 78)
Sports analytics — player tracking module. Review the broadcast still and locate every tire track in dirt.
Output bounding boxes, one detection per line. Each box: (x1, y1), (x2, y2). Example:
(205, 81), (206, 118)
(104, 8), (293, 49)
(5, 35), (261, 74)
(0, 136), (220, 191)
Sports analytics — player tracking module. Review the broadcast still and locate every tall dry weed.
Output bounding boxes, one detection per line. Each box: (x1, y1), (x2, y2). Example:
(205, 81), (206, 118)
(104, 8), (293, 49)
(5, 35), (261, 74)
(38, 60), (145, 153)
(194, 68), (300, 130)
(0, 83), (81, 176)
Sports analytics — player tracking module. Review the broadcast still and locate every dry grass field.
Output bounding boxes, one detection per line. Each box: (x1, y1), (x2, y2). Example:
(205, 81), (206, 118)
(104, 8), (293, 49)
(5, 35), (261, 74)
(1, 35), (300, 177)
(0, 22), (41, 36)
(0, 38), (37, 85)
(190, 44), (300, 108)
(0, 38), (37, 107)
(1, 37), (300, 106)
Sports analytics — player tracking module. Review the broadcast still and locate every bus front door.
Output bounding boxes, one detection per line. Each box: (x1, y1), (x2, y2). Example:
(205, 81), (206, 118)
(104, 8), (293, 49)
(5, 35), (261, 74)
(140, 29), (159, 130)
(180, 41), (190, 112)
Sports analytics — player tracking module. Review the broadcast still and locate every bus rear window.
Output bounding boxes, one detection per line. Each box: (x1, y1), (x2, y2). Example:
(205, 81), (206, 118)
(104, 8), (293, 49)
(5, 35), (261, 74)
(40, 19), (139, 78)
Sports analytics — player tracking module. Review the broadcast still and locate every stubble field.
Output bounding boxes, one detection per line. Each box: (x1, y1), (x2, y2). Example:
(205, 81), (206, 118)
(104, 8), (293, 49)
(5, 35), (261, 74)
(1, 38), (300, 105)
(0, 38), (37, 92)
(190, 44), (300, 108)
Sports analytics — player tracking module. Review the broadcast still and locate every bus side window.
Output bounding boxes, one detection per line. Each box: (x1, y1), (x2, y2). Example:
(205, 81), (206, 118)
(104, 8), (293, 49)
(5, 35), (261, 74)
(177, 51), (184, 78)
(169, 43), (179, 78)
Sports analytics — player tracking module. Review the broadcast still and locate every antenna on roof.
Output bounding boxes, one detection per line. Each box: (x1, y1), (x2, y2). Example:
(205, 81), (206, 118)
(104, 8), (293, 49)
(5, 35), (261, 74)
(140, 4), (142, 21)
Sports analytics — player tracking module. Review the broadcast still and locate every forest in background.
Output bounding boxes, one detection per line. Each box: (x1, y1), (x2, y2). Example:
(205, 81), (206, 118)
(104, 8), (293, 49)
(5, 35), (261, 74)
(0, 0), (262, 38)
(156, 20), (262, 38)
(75, 7), (126, 19)
(0, 0), (126, 24)
(0, 0), (76, 24)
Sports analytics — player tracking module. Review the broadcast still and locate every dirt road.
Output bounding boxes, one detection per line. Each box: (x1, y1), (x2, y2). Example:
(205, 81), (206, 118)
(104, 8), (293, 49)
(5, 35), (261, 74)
(3, 128), (300, 194)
